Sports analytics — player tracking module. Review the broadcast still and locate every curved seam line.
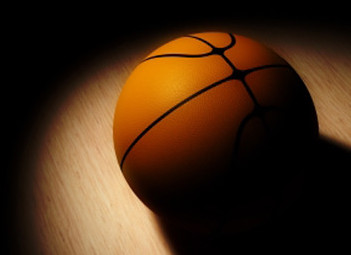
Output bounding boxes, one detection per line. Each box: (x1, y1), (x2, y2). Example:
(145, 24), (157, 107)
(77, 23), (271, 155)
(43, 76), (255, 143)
(142, 52), (213, 62)
(184, 34), (216, 48)
(120, 75), (233, 169)
(142, 33), (236, 63)
(244, 64), (291, 76)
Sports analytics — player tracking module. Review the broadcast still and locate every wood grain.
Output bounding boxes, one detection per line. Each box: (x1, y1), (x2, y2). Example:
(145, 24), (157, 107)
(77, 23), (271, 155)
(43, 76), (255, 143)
(15, 25), (351, 254)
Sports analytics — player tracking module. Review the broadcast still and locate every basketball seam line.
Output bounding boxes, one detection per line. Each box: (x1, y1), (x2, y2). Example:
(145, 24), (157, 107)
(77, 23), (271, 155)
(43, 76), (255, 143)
(120, 75), (233, 168)
(143, 52), (213, 62)
(233, 105), (281, 157)
(120, 33), (291, 169)
(142, 33), (236, 62)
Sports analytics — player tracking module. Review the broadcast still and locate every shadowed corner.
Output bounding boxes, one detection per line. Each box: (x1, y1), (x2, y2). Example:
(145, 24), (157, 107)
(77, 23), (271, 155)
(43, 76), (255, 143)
(155, 135), (351, 254)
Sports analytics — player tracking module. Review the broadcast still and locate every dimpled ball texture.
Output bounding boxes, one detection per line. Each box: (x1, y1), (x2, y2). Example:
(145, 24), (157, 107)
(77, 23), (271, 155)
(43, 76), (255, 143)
(113, 32), (318, 232)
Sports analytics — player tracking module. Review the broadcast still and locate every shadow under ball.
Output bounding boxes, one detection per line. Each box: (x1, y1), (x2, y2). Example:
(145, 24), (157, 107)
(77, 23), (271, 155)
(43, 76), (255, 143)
(113, 32), (318, 233)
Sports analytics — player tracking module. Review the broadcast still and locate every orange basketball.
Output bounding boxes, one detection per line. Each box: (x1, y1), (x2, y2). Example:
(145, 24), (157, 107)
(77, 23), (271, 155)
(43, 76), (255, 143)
(113, 32), (318, 232)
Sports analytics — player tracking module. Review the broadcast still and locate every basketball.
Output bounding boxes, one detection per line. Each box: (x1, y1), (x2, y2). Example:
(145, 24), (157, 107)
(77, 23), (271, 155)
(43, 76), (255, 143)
(113, 32), (318, 232)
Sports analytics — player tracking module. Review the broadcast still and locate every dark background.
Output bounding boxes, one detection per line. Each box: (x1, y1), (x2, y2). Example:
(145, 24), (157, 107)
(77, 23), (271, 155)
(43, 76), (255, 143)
(3, 3), (351, 253)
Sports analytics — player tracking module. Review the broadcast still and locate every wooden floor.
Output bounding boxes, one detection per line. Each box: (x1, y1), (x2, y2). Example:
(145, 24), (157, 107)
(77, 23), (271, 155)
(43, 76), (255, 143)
(13, 23), (351, 254)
